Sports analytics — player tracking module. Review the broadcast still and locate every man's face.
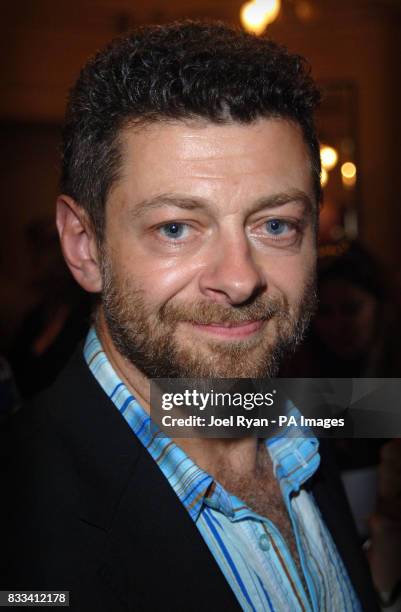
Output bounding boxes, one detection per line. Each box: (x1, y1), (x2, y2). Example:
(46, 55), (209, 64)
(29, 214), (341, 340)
(100, 118), (317, 378)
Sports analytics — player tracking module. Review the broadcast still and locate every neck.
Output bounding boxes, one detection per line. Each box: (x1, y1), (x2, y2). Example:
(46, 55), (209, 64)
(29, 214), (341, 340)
(96, 311), (151, 412)
(96, 312), (266, 480)
(177, 436), (266, 480)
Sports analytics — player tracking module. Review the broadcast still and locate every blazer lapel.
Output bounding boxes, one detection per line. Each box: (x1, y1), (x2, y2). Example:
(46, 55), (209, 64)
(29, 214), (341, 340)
(53, 348), (241, 610)
(101, 444), (241, 610)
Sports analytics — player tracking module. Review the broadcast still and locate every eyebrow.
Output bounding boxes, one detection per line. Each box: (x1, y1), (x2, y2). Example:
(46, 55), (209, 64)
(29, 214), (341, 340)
(131, 189), (314, 218)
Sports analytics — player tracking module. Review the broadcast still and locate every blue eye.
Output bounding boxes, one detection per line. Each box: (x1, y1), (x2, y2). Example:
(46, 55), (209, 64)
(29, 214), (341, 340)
(159, 222), (187, 239)
(266, 219), (288, 235)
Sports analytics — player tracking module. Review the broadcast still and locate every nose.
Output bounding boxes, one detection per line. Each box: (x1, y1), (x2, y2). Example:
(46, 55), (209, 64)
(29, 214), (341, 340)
(198, 231), (266, 305)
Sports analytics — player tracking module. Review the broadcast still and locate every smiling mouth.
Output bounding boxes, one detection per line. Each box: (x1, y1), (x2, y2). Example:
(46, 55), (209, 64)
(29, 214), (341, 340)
(189, 319), (267, 338)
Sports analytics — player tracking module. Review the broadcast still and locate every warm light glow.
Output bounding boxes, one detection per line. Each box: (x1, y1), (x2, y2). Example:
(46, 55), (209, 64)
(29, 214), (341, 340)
(240, 0), (281, 35)
(320, 167), (329, 187)
(341, 162), (357, 188)
(257, 0), (281, 23)
(320, 145), (338, 171)
(341, 161), (357, 179)
(342, 176), (356, 188)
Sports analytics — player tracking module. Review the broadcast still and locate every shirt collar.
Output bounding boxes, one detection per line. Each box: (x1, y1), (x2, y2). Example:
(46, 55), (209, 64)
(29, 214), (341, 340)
(84, 327), (320, 521)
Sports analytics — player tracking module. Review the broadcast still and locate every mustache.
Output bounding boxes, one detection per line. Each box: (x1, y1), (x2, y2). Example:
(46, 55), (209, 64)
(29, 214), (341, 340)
(159, 295), (288, 325)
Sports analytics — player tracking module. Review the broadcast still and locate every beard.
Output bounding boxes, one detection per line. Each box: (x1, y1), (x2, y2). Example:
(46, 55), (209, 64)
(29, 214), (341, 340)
(100, 258), (317, 379)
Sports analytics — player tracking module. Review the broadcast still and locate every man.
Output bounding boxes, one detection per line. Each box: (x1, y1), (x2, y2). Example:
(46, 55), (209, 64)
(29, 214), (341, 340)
(2, 22), (379, 611)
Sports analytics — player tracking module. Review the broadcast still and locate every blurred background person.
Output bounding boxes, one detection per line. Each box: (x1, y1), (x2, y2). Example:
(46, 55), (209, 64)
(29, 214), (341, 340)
(283, 240), (401, 383)
(313, 242), (401, 378)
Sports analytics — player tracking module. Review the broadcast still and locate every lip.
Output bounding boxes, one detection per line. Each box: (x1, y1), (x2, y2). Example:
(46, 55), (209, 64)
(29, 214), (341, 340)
(189, 319), (266, 338)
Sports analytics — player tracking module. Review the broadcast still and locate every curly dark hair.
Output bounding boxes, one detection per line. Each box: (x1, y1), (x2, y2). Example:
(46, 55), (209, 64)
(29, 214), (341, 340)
(61, 21), (321, 240)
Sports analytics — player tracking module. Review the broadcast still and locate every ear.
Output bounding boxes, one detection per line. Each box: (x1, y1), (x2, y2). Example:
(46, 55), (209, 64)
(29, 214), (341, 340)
(56, 195), (103, 293)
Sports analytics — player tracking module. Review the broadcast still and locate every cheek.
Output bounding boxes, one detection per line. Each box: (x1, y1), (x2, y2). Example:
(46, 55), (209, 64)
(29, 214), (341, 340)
(115, 243), (203, 303)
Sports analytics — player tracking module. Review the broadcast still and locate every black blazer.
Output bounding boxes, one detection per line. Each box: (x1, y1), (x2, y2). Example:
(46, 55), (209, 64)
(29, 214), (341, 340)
(1, 348), (379, 611)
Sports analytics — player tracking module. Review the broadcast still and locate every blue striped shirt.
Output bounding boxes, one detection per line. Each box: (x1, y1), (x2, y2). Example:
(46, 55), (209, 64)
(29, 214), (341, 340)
(84, 327), (361, 611)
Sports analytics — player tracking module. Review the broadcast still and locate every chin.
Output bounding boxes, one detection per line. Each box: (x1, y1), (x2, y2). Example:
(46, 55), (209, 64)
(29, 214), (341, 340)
(173, 342), (281, 379)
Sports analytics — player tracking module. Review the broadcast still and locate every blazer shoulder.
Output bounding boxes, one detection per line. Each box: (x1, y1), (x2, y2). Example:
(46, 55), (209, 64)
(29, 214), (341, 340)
(2, 345), (142, 532)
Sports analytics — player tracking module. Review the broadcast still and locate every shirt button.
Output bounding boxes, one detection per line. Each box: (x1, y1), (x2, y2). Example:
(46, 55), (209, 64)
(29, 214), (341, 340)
(259, 534), (270, 551)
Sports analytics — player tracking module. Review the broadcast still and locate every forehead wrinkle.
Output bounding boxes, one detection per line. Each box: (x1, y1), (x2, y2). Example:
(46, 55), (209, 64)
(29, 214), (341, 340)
(178, 155), (270, 175)
(179, 170), (264, 180)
